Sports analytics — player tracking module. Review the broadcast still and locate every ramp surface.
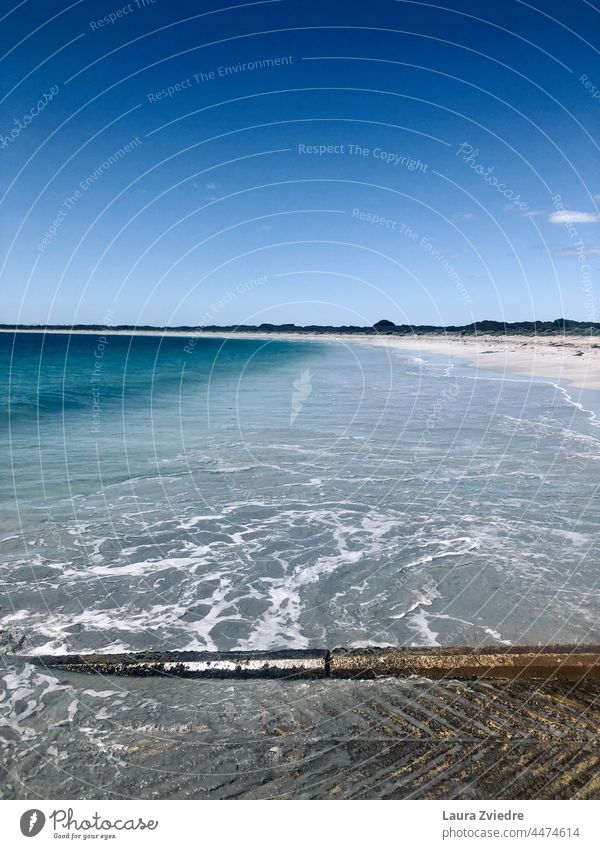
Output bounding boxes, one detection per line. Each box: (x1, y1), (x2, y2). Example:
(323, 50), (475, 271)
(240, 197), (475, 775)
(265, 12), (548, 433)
(1, 657), (599, 799)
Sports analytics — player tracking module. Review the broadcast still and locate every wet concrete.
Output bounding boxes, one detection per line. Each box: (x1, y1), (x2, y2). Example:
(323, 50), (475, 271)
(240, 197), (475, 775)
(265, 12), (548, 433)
(330, 645), (600, 680)
(1, 659), (599, 800)
(24, 644), (600, 681)
(24, 649), (328, 679)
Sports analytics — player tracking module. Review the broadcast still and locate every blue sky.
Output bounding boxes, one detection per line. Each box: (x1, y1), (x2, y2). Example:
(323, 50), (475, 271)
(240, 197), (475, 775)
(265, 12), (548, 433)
(1, 0), (599, 326)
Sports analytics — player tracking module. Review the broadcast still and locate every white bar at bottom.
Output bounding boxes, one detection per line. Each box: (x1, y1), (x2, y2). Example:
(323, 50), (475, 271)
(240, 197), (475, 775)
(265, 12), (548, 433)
(0, 799), (597, 848)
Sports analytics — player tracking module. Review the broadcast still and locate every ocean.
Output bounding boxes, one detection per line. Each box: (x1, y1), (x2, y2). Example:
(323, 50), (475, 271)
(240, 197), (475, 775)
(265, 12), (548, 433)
(1, 330), (600, 658)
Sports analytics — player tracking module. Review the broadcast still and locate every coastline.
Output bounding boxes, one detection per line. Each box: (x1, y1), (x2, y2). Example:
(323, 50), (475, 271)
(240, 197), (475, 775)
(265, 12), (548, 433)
(4, 327), (600, 391)
(361, 333), (600, 392)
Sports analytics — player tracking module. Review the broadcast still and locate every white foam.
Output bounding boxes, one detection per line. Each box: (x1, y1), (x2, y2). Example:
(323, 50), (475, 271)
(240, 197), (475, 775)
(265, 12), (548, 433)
(408, 607), (440, 647)
(483, 627), (512, 645)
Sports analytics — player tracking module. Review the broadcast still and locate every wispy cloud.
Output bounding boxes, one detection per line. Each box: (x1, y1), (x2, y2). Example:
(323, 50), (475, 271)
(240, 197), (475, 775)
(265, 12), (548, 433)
(521, 209), (545, 218)
(542, 243), (600, 257)
(548, 210), (600, 224)
(452, 212), (476, 221)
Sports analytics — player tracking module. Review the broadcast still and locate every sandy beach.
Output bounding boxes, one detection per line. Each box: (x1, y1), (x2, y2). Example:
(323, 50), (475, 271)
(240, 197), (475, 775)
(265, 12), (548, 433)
(4, 328), (600, 392)
(363, 333), (600, 392)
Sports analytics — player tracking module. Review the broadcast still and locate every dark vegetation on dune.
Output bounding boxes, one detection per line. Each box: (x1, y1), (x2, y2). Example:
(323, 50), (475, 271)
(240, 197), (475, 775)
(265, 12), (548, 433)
(2, 318), (600, 336)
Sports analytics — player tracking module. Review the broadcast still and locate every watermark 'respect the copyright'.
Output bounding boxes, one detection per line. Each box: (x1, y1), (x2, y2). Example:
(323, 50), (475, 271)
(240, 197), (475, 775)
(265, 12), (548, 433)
(298, 142), (428, 172)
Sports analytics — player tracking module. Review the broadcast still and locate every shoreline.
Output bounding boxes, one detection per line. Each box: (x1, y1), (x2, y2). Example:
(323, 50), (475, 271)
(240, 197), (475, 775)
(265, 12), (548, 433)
(362, 333), (600, 392)
(3, 327), (600, 391)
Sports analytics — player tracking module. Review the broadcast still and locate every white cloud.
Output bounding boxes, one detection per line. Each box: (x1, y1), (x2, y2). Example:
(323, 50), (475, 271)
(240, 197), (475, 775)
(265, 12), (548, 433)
(548, 210), (600, 224)
(521, 210), (544, 217)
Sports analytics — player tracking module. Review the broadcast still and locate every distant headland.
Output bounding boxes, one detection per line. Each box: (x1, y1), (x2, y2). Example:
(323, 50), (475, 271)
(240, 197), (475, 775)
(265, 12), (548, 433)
(1, 318), (599, 336)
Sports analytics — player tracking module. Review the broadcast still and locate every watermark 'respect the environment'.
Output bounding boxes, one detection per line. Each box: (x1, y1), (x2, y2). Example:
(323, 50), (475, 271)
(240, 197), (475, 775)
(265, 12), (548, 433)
(352, 207), (472, 306)
(89, 0), (157, 30)
(579, 72), (600, 99)
(147, 56), (294, 102)
(37, 136), (142, 251)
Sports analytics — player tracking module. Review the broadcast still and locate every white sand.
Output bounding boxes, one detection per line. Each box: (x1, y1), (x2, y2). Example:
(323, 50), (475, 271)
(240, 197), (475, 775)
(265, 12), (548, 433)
(360, 333), (600, 392)
(4, 328), (600, 391)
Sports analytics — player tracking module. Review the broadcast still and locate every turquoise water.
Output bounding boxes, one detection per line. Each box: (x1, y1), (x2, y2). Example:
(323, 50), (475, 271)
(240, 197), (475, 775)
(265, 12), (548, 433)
(1, 331), (600, 654)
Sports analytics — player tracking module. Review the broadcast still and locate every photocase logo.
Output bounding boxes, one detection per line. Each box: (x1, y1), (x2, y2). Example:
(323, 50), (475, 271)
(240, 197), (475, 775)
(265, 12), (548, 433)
(20, 810), (46, 837)
(290, 369), (313, 425)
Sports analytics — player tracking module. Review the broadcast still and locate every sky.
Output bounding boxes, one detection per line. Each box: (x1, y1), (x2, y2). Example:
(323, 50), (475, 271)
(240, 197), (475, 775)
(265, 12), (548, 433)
(0, 0), (599, 327)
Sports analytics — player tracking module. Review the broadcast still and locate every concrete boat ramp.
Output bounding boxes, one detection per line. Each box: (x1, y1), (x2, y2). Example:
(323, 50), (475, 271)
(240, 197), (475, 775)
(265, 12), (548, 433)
(1, 645), (599, 799)
(26, 644), (600, 680)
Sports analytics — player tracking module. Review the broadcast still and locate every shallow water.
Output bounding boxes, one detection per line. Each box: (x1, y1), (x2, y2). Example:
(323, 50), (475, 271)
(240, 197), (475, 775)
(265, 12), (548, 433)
(1, 331), (600, 655)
